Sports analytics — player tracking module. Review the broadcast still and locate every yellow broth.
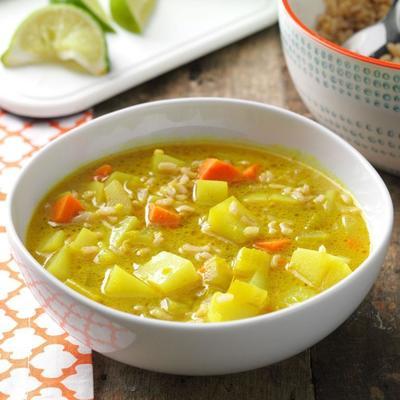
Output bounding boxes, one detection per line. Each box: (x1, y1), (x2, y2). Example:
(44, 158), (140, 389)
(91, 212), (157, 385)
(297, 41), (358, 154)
(26, 143), (370, 322)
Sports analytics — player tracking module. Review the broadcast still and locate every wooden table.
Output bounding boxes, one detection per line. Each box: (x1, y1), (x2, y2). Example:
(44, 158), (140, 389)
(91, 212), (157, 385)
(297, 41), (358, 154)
(93, 25), (400, 400)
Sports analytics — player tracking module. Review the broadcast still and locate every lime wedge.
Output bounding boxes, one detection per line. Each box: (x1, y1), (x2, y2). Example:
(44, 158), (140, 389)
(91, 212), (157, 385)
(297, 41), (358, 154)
(50, 0), (116, 33)
(1, 5), (109, 75)
(110, 0), (156, 33)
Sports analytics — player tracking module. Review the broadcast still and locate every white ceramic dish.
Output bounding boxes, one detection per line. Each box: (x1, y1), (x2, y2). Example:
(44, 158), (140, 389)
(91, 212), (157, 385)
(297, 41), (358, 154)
(7, 98), (393, 375)
(0, 0), (277, 118)
(279, 0), (400, 175)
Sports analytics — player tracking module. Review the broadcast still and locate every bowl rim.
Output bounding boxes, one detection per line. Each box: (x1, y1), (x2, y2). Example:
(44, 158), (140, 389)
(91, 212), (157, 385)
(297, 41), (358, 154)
(281, 0), (400, 71)
(6, 97), (394, 332)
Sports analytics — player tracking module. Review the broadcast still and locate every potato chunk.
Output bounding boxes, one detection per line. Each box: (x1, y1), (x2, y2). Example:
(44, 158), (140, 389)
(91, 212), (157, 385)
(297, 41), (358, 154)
(102, 265), (158, 298)
(207, 292), (259, 322)
(46, 246), (71, 281)
(287, 248), (330, 288)
(88, 181), (105, 204)
(109, 216), (140, 248)
(106, 171), (141, 189)
(232, 247), (271, 278)
(194, 180), (228, 206)
(320, 261), (352, 291)
(207, 196), (259, 244)
(201, 256), (232, 290)
(287, 248), (352, 290)
(137, 252), (200, 294)
(70, 228), (98, 251)
(228, 280), (269, 309)
(38, 230), (66, 253)
(249, 267), (269, 290)
(152, 152), (184, 173)
(272, 282), (317, 309)
(104, 180), (132, 213)
(94, 247), (117, 265)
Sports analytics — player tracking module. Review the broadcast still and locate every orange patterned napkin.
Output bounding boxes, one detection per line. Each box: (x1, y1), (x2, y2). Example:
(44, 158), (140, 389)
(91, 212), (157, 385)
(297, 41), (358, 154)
(0, 110), (94, 400)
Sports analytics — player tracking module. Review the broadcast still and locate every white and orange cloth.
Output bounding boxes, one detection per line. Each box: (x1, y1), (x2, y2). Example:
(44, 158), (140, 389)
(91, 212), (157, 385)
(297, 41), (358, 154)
(0, 110), (94, 400)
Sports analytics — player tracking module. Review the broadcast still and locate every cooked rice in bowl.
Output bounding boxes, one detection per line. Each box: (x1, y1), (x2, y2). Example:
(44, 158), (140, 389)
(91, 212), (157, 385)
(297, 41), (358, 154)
(316, 0), (399, 62)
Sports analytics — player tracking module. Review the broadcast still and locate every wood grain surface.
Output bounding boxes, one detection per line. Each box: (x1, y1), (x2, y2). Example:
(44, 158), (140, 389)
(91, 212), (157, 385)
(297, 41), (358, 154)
(93, 26), (400, 400)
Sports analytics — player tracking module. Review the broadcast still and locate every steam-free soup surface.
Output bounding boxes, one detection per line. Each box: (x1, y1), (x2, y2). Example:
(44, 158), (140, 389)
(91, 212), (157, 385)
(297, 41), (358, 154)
(27, 143), (369, 322)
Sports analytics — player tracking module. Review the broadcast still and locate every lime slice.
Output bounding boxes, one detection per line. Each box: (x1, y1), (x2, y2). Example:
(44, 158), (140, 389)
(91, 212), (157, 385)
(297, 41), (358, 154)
(50, 0), (115, 33)
(110, 0), (156, 33)
(1, 5), (109, 75)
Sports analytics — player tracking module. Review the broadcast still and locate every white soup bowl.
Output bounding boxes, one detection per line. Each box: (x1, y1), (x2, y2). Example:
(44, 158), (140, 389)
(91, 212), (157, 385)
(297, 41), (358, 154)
(7, 98), (393, 375)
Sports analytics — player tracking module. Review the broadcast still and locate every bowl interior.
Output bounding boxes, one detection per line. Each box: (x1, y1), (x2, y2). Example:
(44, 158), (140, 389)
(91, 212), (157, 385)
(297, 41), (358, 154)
(286, 0), (324, 29)
(9, 99), (391, 261)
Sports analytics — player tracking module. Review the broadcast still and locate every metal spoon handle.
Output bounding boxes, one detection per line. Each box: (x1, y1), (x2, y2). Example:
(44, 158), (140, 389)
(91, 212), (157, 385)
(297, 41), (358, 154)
(370, 0), (400, 58)
(383, 0), (400, 42)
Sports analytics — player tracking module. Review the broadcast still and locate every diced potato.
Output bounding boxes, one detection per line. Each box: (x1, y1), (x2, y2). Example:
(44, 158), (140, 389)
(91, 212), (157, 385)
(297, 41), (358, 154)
(38, 230), (66, 253)
(207, 196), (259, 244)
(109, 216), (140, 248)
(102, 265), (159, 298)
(232, 247), (271, 278)
(94, 248), (117, 265)
(201, 256), (232, 290)
(194, 180), (228, 206)
(228, 280), (269, 309)
(152, 152), (185, 173)
(65, 279), (101, 301)
(46, 246), (71, 281)
(249, 267), (269, 290)
(161, 298), (190, 316)
(320, 259), (352, 291)
(268, 194), (298, 205)
(70, 228), (98, 251)
(88, 181), (105, 204)
(287, 248), (330, 288)
(242, 192), (270, 205)
(104, 180), (132, 213)
(106, 172), (141, 189)
(137, 251), (200, 294)
(273, 282), (317, 309)
(287, 248), (352, 290)
(207, 292), (259, 322)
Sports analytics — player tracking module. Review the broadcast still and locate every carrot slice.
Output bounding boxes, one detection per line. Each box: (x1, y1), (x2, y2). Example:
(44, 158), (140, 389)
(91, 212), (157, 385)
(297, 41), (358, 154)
(51, 194), (84, 223)
(255, 238), (292, 253)
(242, 164), (261, 180)
(94, 164), (112, 180)
(198, 158), (242, 182)
(148, 204), (181, 228)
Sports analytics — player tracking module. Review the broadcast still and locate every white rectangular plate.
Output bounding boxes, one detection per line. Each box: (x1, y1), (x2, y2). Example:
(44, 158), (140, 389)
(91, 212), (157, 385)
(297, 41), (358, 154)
(0, 0), (277, 118)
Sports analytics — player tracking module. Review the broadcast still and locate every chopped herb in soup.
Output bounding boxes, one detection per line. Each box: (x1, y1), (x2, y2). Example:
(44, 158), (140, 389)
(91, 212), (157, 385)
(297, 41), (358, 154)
(26, 143), (370, 322)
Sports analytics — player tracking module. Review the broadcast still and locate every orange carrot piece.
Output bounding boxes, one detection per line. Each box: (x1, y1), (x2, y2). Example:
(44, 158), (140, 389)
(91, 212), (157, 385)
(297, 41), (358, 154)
(148, 204), (181, 228)
(242, 164), (261, 180)
(255, 238), (292, 253)
(51, 194), (84, 223)
(198, 158), (242, 182)
(94, 164), (112, 180)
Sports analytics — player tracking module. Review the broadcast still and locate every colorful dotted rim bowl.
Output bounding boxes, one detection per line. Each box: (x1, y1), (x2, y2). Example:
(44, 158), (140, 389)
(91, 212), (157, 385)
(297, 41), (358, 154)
(279, 0), (400, 175)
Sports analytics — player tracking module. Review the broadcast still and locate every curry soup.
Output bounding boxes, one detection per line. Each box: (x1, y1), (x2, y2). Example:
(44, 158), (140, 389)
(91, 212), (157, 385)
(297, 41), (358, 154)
(26, 143), (370, 323)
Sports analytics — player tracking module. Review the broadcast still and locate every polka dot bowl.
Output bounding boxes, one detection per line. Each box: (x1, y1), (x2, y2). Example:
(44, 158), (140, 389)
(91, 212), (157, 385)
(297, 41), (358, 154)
(279, 0), (400, 175)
